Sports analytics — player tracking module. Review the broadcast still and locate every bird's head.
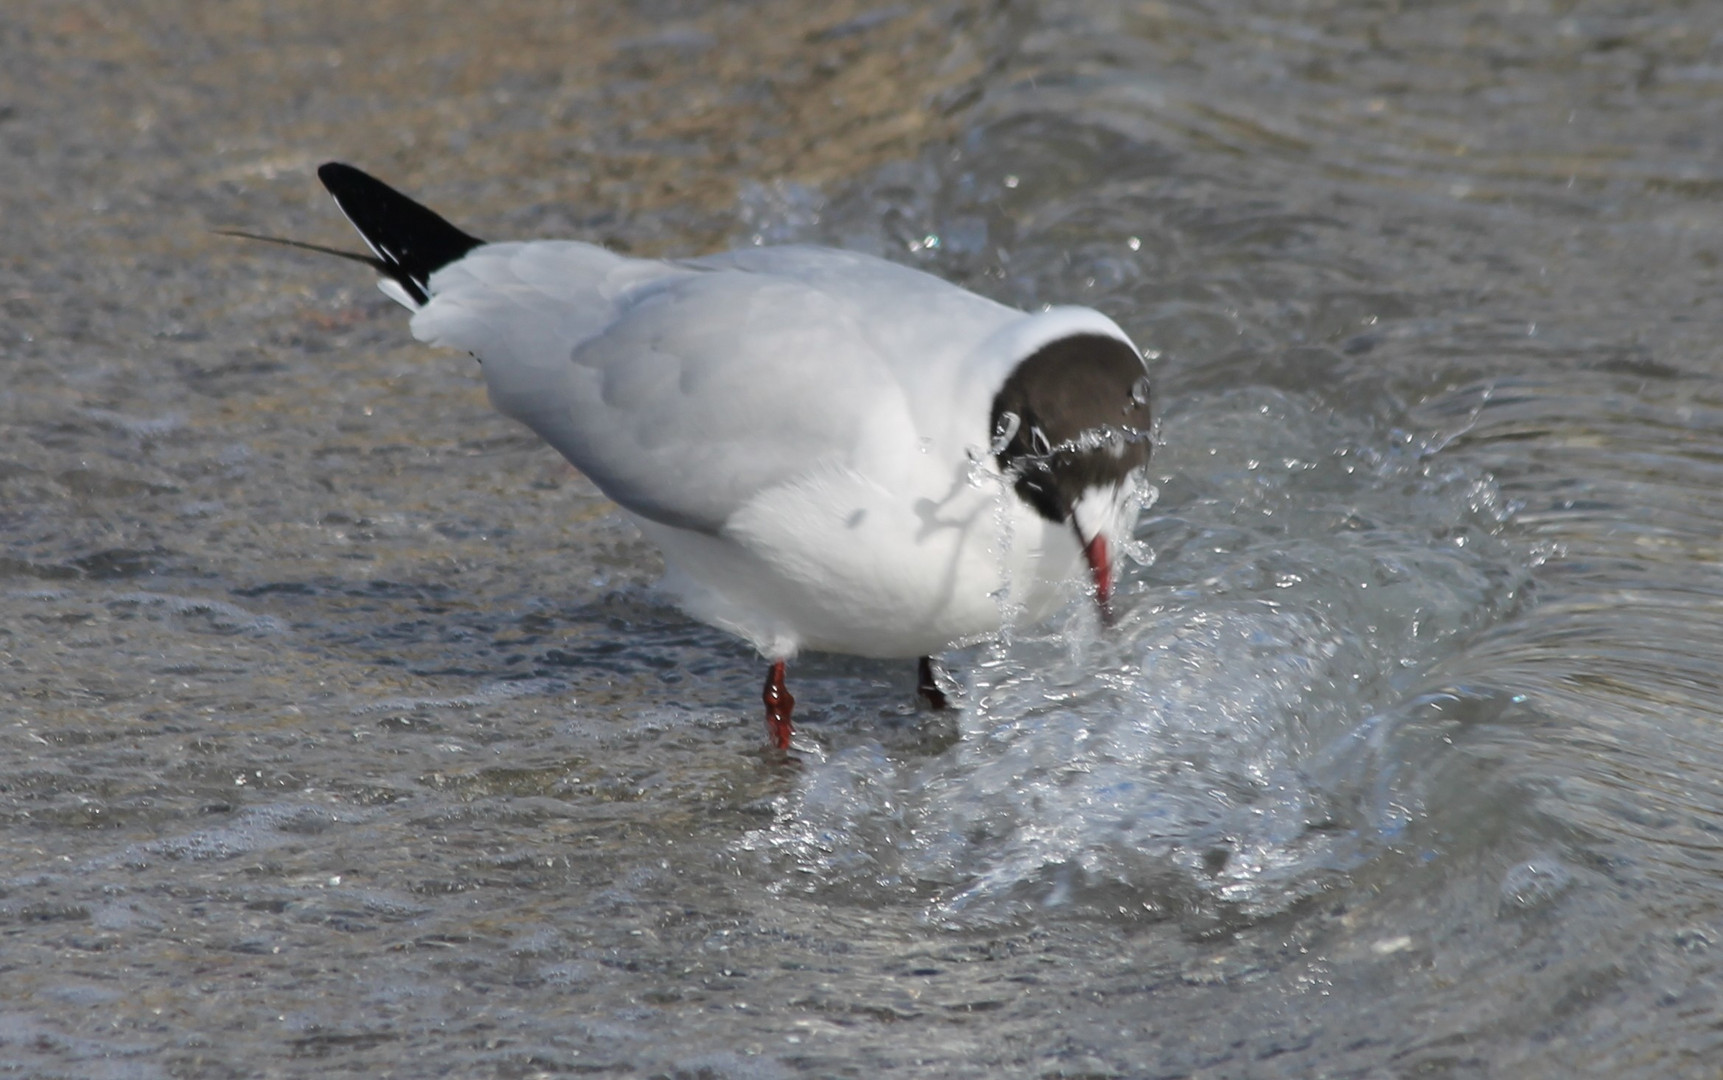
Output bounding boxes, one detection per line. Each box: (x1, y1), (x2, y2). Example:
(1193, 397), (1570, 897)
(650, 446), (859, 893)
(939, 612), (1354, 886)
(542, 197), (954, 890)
(990, 333), (1154, 623)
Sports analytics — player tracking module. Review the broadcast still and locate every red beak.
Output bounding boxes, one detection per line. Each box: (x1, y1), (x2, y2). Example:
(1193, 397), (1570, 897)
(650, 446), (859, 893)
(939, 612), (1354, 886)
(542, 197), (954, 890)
(1083, 533), (1115, 626)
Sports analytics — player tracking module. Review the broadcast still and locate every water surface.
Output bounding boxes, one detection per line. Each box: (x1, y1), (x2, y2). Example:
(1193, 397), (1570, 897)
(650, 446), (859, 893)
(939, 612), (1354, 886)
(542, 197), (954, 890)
(4, 1), (1722, 1076)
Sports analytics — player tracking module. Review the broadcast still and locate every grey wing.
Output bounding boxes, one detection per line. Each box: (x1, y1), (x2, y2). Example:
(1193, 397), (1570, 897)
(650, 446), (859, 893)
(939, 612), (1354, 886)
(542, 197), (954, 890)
(412, 244), (910, 533)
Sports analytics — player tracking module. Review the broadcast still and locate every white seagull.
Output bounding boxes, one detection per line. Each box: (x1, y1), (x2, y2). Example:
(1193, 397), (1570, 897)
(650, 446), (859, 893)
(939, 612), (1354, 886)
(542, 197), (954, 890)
(240, 163), (1153, 748)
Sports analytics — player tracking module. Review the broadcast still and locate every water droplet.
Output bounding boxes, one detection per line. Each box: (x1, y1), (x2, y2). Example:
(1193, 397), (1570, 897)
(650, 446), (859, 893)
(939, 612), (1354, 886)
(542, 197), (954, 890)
(1500, 859), (1573, 910)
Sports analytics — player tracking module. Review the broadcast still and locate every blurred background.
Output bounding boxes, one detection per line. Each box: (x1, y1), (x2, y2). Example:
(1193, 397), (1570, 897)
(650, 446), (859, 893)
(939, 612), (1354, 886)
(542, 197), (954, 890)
(4, 1), (1723, 1076)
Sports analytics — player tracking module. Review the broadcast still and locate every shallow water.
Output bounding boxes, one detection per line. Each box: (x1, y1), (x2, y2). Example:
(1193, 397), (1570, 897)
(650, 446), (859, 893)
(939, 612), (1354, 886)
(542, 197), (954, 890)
(5, 0), (1723, 1076)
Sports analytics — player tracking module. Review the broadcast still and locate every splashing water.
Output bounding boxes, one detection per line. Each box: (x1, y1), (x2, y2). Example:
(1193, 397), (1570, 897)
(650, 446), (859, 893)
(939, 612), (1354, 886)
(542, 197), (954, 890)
(962, 437), (1031, 643)
(739, 387), (1533, 924)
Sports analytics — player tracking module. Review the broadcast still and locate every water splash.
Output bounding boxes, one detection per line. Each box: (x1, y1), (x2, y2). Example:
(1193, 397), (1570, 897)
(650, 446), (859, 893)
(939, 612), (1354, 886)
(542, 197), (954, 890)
(737, 387), (1536, 925)
(962, 440), (1030, 642)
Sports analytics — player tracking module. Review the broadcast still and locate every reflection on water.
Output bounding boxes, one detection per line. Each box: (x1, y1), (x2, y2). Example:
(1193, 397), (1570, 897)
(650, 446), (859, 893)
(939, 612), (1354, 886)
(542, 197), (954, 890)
(5, 0), (1723, 1076)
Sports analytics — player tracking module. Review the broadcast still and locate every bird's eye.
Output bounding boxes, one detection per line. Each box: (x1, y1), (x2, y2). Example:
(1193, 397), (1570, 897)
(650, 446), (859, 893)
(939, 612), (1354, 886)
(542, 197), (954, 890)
(1130, 376), (1152, 408)
(992, 411), (1022, 454)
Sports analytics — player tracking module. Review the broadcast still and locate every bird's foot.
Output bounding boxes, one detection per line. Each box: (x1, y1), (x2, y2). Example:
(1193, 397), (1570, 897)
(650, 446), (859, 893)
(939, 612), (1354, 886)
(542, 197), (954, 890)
(917, 656), (951, 712)
(763, 659), (795, 749)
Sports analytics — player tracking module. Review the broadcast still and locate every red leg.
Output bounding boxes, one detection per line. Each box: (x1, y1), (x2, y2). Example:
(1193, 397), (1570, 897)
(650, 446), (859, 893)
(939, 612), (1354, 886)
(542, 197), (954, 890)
(763, 660), (795, 749)
(917, 656), (950, 711)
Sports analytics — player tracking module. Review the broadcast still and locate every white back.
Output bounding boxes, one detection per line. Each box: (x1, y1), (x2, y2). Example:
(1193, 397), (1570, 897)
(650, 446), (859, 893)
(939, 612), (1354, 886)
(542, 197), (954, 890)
(410, 242), (1131, 534)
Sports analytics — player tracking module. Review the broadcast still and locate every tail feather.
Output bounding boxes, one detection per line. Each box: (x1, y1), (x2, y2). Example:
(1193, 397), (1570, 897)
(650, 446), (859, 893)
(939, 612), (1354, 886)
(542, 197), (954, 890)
(316, 162), (484, 306)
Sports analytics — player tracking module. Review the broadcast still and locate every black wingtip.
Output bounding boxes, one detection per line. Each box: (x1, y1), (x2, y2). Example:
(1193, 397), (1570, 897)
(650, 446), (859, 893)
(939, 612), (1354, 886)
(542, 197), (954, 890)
(317, 162), (485, 305)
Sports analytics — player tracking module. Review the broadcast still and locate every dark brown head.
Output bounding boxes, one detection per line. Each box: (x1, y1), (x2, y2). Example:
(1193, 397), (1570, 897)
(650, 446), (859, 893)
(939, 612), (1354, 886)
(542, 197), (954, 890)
(989, 332), (1153, 617)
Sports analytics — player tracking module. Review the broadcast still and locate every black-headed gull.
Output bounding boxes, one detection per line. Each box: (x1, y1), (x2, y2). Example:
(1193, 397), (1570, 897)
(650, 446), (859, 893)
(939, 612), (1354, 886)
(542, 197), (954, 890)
(262, 163), (1153, 748)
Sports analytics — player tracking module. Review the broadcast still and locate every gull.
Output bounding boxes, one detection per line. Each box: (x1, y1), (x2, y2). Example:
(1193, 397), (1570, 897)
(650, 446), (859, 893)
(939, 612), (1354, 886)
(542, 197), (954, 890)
(234, 163), (1153, 748)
